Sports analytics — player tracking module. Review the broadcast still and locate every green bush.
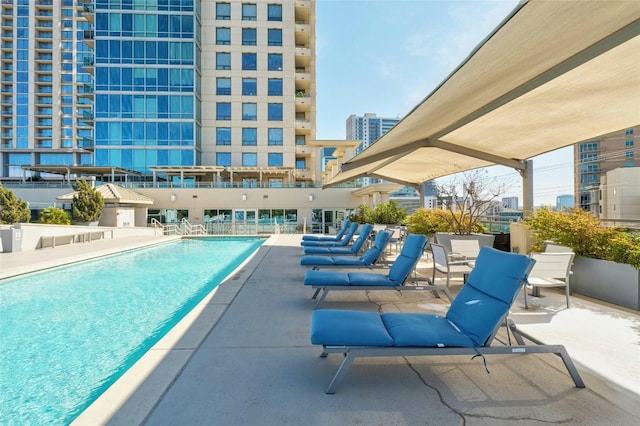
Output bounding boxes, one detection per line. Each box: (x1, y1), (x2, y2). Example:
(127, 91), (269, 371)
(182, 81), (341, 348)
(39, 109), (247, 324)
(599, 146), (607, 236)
(38, 207), (72, 225)
(524, 207), (640, 269)
(405, 208), (487, 236)
(72, 179), (104, 223)
(0, 184), (30, 224)
(349, 202), (406, 225)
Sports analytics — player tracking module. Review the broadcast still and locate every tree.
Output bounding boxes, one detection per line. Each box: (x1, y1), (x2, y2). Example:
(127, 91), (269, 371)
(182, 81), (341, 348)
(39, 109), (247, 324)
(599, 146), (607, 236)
(350, 201), (406, 225)
(435, 170), (509, 234)
(72, 179), (104, 223)
(38, 206), (72, 225)
(0, 184), (31, 224)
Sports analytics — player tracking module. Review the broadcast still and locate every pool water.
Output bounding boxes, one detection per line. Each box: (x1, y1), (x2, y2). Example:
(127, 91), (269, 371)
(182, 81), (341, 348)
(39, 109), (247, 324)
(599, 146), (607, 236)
(0, 238), (264, 424)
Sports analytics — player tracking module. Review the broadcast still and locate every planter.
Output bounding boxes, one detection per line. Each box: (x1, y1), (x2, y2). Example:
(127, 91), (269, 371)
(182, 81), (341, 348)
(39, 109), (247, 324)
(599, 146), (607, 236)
(571, 257), (640, 311)
(73, 221), (100, 226)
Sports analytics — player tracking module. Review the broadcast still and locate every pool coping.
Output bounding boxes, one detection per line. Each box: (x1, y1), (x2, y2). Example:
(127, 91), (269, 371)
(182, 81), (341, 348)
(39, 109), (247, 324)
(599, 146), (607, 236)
(70, 235), (274, 425)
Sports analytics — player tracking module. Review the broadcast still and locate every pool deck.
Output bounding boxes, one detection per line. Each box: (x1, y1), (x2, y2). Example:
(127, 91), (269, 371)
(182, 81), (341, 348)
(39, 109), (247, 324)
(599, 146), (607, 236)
(2, 234), (639, 425)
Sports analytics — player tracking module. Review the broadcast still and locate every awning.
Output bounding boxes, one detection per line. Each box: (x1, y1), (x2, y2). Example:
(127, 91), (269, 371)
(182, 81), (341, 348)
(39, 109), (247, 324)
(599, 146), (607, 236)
(324, 1), (640, 201)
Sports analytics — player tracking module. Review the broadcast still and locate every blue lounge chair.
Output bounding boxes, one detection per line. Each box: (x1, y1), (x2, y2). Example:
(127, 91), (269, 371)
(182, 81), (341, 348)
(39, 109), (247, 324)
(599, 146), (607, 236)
(302, 224), (372, 256)
(302, 220), (350, 242)
(303, 234), (429, 309)
(300, 222), (359, 247)
(300, 230), (392, 270)
(310, 247), (585, 393)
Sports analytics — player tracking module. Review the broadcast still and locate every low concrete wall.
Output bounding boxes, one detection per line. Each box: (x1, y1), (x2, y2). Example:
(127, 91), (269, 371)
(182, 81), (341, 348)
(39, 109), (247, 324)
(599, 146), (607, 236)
(1, 223), (158, 252)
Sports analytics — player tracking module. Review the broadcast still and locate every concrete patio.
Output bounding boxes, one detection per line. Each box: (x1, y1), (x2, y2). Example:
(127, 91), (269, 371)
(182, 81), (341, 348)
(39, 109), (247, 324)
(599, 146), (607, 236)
(2, 234), (639, 425)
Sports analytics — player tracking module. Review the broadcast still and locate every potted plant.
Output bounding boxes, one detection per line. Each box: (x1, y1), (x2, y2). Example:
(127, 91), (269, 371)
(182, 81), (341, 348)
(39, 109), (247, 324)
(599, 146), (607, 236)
(72, 179), (104, 225)
(524, 207), (640, 310)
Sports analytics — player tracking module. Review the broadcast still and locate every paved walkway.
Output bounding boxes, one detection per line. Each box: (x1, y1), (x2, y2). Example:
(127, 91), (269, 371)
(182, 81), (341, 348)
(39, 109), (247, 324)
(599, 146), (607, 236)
(2, 235), (639, 425)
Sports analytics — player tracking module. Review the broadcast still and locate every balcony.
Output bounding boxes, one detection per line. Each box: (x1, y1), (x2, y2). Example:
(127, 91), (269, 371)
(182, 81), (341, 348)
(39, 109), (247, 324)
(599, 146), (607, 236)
(82, 110), (94, 122)
(82, 55), (94, 74)
(82, 3), (95, 23)
(295, 144), (314, 156)
(78, 137), (94, 150)
(295, 0), (310, 22)
(295, 93), (311, 111)
(295, 23), (310, 45)
(294, 168), (313, 180)
(1, 41), (12, 50)
(83, 30), (94, 49)
(295, 47), (311, 68)
(78, 83), (94, 98)
(295, 119), (311, 134)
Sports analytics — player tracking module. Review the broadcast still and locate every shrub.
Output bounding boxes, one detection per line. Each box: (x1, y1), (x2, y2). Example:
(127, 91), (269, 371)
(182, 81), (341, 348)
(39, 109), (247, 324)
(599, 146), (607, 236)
(0, 184), (30, 224)
(72, 179), (104, 223)
(405, 208), (487, 236)
(349, 202), (406, 225)
(38, 207), (72, 225)
(524, 207), (640, 269)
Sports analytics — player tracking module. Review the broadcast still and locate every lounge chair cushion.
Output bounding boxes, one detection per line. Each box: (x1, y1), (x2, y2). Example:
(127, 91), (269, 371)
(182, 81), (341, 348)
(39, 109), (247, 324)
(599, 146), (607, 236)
(304, 270), (350, 286)
(310, 310), (394, 346)
(303, 246), (357, 255)
(345, 272), (394, 286)
(382, 313), (472, 347)
(300, 255), (366, 267)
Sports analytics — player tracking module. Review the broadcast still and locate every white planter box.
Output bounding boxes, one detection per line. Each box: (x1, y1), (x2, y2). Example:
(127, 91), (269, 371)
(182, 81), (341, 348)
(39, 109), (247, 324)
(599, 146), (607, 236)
(571, 257), (640, 311)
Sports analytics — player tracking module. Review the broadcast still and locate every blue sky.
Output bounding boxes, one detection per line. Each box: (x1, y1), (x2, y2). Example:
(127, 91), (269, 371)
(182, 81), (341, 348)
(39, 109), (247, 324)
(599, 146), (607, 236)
(315, 0), (575, 206)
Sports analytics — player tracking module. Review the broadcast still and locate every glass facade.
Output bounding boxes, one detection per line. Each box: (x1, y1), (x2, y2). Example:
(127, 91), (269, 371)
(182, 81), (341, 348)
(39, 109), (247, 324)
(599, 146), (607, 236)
(93, 1), (202, 173)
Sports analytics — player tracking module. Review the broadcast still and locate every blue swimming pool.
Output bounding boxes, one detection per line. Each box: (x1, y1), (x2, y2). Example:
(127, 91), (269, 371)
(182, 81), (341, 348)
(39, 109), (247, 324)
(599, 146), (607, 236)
(0, 237), (264, 424)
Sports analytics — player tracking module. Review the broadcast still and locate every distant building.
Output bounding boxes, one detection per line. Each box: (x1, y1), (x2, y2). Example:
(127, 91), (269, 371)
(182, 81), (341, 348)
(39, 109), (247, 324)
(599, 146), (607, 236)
(502, 196), (519, 210)
(556, 194), (575, 210)
(574, 126), (638, 213)
(597, 167), (640, 227)
(346, 113), (400, 186)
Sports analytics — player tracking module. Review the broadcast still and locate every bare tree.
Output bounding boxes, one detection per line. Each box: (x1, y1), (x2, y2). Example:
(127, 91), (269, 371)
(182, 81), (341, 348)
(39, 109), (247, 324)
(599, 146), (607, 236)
(436, 169), (511, 234)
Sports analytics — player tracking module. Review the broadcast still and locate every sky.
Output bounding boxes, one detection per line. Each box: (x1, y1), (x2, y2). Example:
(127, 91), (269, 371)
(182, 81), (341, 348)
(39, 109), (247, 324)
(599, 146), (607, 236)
(314, 0), (575, 206)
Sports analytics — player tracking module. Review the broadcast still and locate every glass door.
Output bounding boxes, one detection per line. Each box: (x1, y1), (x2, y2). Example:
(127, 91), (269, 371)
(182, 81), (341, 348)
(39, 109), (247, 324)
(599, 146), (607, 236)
(233, 209), (257, 234)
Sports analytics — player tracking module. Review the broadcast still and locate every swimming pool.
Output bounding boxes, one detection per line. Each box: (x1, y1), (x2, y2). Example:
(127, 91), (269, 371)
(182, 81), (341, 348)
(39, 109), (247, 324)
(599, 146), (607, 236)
(0, 237), (264, 424)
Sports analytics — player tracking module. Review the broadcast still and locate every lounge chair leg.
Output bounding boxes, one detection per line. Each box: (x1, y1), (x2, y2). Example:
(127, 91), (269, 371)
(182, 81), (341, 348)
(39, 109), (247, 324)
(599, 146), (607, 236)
(326, 351), (356, 394)
(312, 288), (321, 299)
(314, 289), (329, 309)
(557, 346), (586, 388)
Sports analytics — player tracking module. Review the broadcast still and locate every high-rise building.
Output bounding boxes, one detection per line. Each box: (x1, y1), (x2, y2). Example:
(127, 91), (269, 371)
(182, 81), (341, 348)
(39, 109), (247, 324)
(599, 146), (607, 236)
(502, 196), (519, 210)
(555, 194), (574, 211)
(345, 113), (399, 186)
(1, 0), (94, 178)
(574, 126), (637, 212)
(1, 0), (319, 187)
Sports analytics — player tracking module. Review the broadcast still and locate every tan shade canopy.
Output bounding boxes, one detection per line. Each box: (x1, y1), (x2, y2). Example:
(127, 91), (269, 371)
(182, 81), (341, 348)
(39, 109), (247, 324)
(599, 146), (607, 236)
(325, 0), (640, 190)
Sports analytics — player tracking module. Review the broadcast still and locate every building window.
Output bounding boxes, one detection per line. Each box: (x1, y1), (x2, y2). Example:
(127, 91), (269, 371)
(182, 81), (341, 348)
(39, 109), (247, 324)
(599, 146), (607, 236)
(267, 28), (282, 46)
(216, 52), (231, 70)
(242, 152), (257, 167)
(296, 158), (306, 169)
(267, 53), (282, 71)
(625, 150), (634, 158)
(217, 152), (231, 167)
(268, 128), (283, 145)
(267, 4), (282, 21)
(625, 161), (635, 167)
(242, 53), (257, 70)
(216, 3), (231, 20)
(626, 139), (634, 147)
(269, 178), (283, 188)
(242, 78), (257, 96)
(216, 78), (231, 95)
(242, 3), (257, 20)
(268, 103), (283, 121)
(267, 78), (282, 96)
(242, 103), (257, 120)
(216, 28), (231, 45)
(268, 153), (283, 167)
(296, 135), (305, 145)
(216, 127), (232, 145)
(626, 129), (634, 135)
(242, 28), (257, 46)
(242, 128), (257, 145)
(217, 102), (231, 120)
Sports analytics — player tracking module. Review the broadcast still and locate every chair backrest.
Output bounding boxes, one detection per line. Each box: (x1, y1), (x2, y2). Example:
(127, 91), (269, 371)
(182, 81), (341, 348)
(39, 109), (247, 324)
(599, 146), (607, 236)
(529, 252), (574, 282)
(359, 229), (392, 265)
(430, 243), (449, 271)
(450, 239), (481, 259)
(337, 222), (359, 246)
(544, 242), (573, 253)
(387, 234), (429, 285)
(446, 247), (533, 347)
(348, 223), (373, 252)
(333, 219), (350, 240)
